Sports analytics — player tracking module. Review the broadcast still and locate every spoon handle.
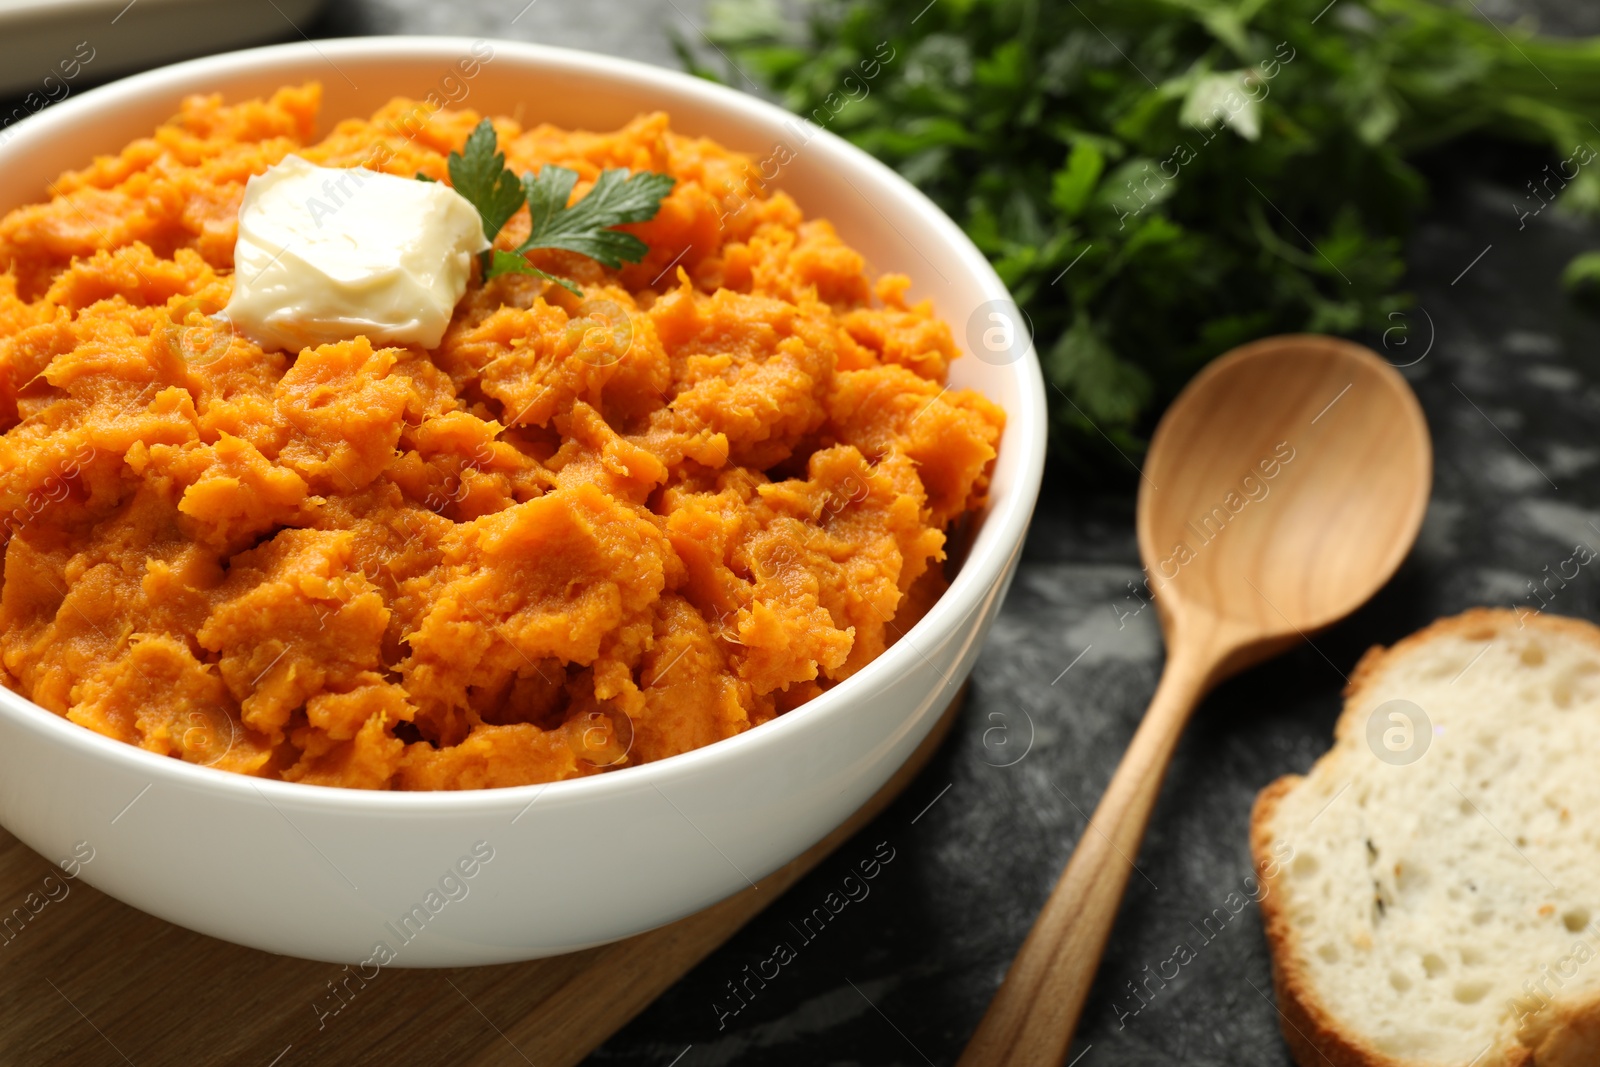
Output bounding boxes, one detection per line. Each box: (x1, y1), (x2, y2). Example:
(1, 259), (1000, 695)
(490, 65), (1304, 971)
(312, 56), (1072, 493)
(957, 635), (1221, 1066)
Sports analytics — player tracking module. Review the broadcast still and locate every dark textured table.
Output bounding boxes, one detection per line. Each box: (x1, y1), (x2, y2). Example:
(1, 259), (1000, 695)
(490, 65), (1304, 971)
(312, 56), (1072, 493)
(11, 1), (1600, 1064)
(309, 3), (1600, 1065)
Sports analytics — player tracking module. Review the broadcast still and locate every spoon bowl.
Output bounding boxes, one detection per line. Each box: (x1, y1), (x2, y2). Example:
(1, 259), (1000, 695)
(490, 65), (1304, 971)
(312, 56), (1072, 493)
(960, 335), (1431, 1066)
(1138, 334), (1433, 671)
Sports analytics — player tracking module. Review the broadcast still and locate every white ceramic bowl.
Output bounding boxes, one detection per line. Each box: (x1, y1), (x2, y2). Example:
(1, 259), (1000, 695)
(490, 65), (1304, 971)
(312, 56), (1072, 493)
(0, 37), (1047, 965)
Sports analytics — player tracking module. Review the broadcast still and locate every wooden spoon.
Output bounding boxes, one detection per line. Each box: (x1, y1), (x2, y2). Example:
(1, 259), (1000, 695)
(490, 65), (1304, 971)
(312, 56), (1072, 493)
(958, 334), (1432, 1066)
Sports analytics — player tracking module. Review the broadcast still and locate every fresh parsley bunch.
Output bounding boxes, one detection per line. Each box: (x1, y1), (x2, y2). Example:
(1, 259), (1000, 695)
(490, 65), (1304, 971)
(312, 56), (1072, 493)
(427, 120), (676, 295)
(691, 0), (1600, 477)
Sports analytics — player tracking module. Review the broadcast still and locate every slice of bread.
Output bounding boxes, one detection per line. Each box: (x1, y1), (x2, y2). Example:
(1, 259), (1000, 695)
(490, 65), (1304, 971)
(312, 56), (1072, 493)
(1252, 609), (1600, 1067)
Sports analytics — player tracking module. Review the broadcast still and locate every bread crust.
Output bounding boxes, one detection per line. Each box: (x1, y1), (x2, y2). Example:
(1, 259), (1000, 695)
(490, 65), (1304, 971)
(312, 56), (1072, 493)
(1249, 609), (1600, 1067)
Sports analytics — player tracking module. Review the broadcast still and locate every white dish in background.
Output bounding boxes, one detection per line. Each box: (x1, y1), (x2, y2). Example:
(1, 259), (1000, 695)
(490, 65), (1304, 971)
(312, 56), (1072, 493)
(0, 37), (1048, 966)
(0, 0), (323, 99)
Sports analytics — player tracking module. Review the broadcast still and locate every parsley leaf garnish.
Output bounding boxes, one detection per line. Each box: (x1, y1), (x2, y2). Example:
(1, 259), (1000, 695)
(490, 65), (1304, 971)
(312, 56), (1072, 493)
(446, 118), (526, 264)
(424, 119), (676, 289)
(486, 250), (583, 296)
(516, 166), (678, 268)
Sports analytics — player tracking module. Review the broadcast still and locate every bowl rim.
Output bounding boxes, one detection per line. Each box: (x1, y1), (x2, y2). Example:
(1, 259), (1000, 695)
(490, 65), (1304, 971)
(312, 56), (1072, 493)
(0, 35), (1049, 811)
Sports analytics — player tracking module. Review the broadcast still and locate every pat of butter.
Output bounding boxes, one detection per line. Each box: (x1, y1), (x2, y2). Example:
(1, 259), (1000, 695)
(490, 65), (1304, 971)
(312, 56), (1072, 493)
(223, 154), (489, 352)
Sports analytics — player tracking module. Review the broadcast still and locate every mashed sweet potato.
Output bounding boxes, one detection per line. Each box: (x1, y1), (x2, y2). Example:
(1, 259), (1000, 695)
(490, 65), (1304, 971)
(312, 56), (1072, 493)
(0, 84), (1003, 789)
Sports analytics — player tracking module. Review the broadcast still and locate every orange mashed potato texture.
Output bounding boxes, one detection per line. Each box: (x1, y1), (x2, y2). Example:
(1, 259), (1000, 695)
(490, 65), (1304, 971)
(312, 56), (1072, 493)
(0, 84), (1003, 789)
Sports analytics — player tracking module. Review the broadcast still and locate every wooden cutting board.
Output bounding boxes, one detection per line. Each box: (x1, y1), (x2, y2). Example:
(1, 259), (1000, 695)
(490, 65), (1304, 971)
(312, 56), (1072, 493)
(0, 690), (962, 1065)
